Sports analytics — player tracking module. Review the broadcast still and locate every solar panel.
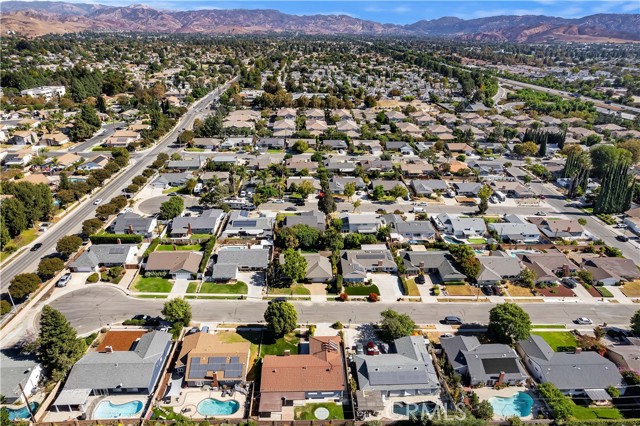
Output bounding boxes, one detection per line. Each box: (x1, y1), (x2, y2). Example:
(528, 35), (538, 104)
(109, 247), (126, 254)
(208, 357), (226, 364)
(229, 356), (240, 364)
(191, 358), (201, 365)
(369, 370), (428, 386)
(233, 220), (257, 227)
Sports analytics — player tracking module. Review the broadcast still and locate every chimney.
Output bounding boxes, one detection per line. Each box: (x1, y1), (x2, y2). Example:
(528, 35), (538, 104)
(377, 260), (383, 267)
(575, 348), (582, 354)
(116, 238), (121, 245)
(419, 261), (425, 269)
(187, 222), (192, 236)
(128, 223), (134, 234)
(562, 264), (570, 277)
(105, 346), (113, 353)
(497, 371), (505, 386)
(284, 350), (291, 357)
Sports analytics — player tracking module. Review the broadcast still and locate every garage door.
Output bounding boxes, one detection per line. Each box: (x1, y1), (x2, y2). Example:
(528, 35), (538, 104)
(175, 273), (191, 280)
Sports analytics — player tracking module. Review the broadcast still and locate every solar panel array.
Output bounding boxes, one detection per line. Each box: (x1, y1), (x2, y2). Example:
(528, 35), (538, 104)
(232, 220), (257, 227)
(369, 369), (428, 386)
(189, 357), (244, 379)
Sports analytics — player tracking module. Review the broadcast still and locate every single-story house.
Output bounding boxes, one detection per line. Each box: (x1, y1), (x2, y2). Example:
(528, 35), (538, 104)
(340, 249), (397, 283)
(329, 177), (365, 194)
(150, 173), (193, 189)
(477, 252), (523, 285)
(518, 251), (578, 284)
(385, 141), (414, 155)
(220, 211), (274, 239)
(441, 336), (528, 387)
(384, 214), (436, 242)
(397, 250), (465, 283)
(145, 251), (203, 279)
(284, 210), (326, 232)
(210, 247), (270, 281)
(452, 182), (483, 197)
(581, 257), (640, 286)
(322, 139), (348, 150)
(488, 222), (541, 243)
(340, 213), (383, 234)
(69, 244), (138, 272)
(111, 212), (157, 237)
(370, 179), (407, 194)
(433, 213), (487, 238)
(170, 209), (225, 238)
(0, 350), (43, 404)
(354, 336), (440, 397)
(279, 252), (333, 283)
(77, 154), (110, 171)
(411, 179), (448, 196)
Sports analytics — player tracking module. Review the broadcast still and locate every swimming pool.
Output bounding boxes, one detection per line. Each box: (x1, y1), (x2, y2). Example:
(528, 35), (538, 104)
(442, 236), (464, 245)
(93, 400), (144, 419)
(197, 398), (240, 416)
(393, 401), (437, 418)
(489, 392), (534, 417)
(6, 402), (39, 420)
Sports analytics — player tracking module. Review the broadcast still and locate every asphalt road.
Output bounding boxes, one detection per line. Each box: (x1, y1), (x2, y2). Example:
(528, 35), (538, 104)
(0, 81), (235, 290)
(50, 286), (638, 335)
(498, 77), (640, 116)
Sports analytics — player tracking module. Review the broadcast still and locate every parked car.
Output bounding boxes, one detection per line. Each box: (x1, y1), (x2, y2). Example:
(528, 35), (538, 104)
(30, 243), (43, 252)
(285, 207), (297, 211)
(562, 277), (579, 289)
(56, 273), (72, 288)
(366, 342), (379, 355)
(201, 325), (210, 333)
(133, 314), (151, 322)
(616, 235), (629, 242)
(481, 286), (494, 296)
(355, 343), (364, 355)
(615, 224), (628, 229)
(93, 198), (103, 205)
(443, 316), (463, 325)
(535, 211), (547, 216)
(575, 317), (593, 325)
(186, 326), (200, 335)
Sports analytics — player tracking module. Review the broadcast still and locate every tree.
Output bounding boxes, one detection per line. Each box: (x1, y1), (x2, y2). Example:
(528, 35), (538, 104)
(159, 197), (184, 220)
(0, 198), (27, 237)
(477, 184), (493, 214)
(82, 218), (103, 235)
(513, 141), (539, 157)
(38, 306), (87, 381)
(9, 273), (40, 299)
(631, 310), (640, 335)
(37, 257), (65, 280)
(594, 153), (634, 214)
(488, 303), (531, 344)
(343, 182), (356, 201)
(390, 185), (408, 200)
(56, 235), (83, 258)
(380, 309), (415, 342)
(292, 140), (308, 154)
(318, 189), (336, 215)
(264, 301), (298, 336)
(519, 268), (536, 289)
(449, 245), (481, 278)
(177, 130), (195, 147)
(293, 224), (319, 249)
(281, 249), (307, 283)
(95, 203), (117, 220)
(296, 180), (315, 198)
(618, 139), (640, 164)
(372, 185), (385, 201)
(0, 219), (10, 250)
(162, 298), (192, 326)
(590, 144), (629, 180)
(537, 383), (575, 422)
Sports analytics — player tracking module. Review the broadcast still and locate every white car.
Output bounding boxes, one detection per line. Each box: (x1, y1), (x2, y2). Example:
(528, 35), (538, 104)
(272, 199), (285, 204)
(615, 224), (628, 229)
(93, 198), (103, 205)
(575, 317), (593, 325)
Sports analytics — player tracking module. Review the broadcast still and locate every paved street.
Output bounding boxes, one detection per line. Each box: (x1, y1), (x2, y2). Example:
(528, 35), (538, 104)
(49, 286), (638, 336)
(0, 80), (236, 290)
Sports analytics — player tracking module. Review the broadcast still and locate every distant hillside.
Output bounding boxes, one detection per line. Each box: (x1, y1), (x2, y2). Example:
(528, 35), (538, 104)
(1, 1), (638, 42)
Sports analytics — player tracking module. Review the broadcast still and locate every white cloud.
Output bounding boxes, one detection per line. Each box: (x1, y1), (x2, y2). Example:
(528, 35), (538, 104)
(621, 2), (640, 12)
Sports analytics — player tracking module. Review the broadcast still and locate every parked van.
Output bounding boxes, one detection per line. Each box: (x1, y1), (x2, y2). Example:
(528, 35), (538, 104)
(412, 207), (425, 213)
(193, 183), (203, 194)
(494, 191), (506, 202)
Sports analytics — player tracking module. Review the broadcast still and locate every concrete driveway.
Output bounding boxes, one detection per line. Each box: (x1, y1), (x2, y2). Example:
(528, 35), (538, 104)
(237, 271), (265, 299)
(367, 273), (404, 301)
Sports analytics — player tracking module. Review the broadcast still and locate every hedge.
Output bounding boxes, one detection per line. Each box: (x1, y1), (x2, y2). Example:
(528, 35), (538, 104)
(144, 238), (160, 259)
(444, 281), (466, 286)
(199, 237), (216, 273)
(89, 234), (143, 244)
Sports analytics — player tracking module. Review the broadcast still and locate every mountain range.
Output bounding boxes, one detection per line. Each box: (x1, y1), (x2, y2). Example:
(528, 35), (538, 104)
(2, 1), (639, 42)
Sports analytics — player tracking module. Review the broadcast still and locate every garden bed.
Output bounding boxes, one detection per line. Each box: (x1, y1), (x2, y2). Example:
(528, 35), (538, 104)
(536, 285), (575, 297)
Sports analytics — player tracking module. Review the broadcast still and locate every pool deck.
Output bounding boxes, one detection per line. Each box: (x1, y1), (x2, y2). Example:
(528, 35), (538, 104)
(473, 386), (537, 421)
(164, 389), (246, 419)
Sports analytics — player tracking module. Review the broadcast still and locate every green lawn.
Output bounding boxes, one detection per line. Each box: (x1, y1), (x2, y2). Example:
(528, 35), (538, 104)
(189, 233), (212, 239)
(132, 276), (173, 293)
(468, 237), (487, 244)
(572, 405), (623, 420)
(403, 278), (421, 297)
(199, 281), (248, 294)
(344, 284), (380, 296)
(162, 186), (182, 194)
(294, 402), (345, 420)
(532, 324), (566, 329)
(1, 228), (39, 262)
(156, 244), (202, 251)
(260, 331), (300, 357)
(184, 147), (205, 152)
(596, 286), (614, 297)
(136, 294), (168, 299)
(269, 284), (310, 295)
(186, 282), (199, 293)
(532, 331), (577, 351)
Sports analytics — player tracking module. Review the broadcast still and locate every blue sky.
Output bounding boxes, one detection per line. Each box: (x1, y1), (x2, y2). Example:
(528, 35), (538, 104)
(66, 0), (640, 24)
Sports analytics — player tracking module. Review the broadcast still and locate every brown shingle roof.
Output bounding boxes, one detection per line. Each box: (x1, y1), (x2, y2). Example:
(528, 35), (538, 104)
(145, 251), (203, 274)
(97, 330), (147, 352)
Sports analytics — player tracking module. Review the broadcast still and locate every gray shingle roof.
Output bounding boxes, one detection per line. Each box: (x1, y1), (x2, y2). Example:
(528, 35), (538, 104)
(171, 209), (224, 235)
(0, 351), (40, 401)
(111, 212), (155, 234)
(216, 248), (270, 269)
(70, 244), (137, 269)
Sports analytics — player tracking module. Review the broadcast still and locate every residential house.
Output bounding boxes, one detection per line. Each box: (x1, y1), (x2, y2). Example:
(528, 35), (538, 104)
(105, 130), (140, 148)
(175, 332), (250, 387)
(322, 139), (348, 150)
(433, 213), (487, 238)
(329, 176), (365, 194)
(0, 150), (30, 167)
(145, 251), (203, 279)
(69, 244), (138, 272)
(488, 221), (541, 243)
(468, 161), (505, 176)
(354, 140), (382, 154)
(452, 182), (482, 197)
(150, 173), (193, 189)
(411, 179), (448, 196)
(111, 212), (157, 237)
(222, 137), (253, 150)
(284, 160), (319, 174)
(341, 213), (383, 234)
(220, 210), (274, 239)
(441, 336), (528, 386)
(259, 336), (346, 417)
(0, 350), (43, 404)
(396, 122), (423, 137)
(306, 119), (328, 135)
(535, 219), (585, 240)
(335, 119), (359, 135)
(359, 160), (393, 172)
(385, 141), (414, 155)
(400, 160), (434, 178)
(55, 152), (83, 169)
(325, 160), (357, 173)
(340, 249), (397, 283)
(370, 179), (407, 194)
(304, 108), (325, 120)
(286, 176), (322, 191)
(210, 247), (270, 281)
(272, 119), (296, 137)
(52, 331), (171, 412)
(9, 130), (37, 145)
(41, 132), (70, 146)
(384, 214), (436, 242)
(170, 209), (225, 238)
(276, 108), (297, 119)
(279, 252), (333, 283)
(397, 250), (465, 283)
(517, 250), (578, 284)
(256, 138), (286, 150)
(77, 154), (110, 171)
(167, 157), (205, 171)
(284, 210), (326, 232)
(517, 335), (624, 399)
(477, 252), (523, 285)
(193, 138), (222, 150)
(354, 336), (440, 397)
(581, 257), (640, 286)
(385, 110), (406, 122)
(490, 181), (535, 198)
(606, 338), (640, 373)
(446, 143), (474, 154)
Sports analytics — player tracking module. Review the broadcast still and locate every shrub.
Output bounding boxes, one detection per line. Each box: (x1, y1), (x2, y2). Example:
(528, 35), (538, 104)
(86, 273), (99, 283)
(3, 244), (18, 254)
(123, 319), (145, 326)
(607, 385), (621, 398)
(144, 238), (160, 259)
(339, 292), (349, 301)
(308, 324), (316, 336)
(369, 293), (379, 302)
(332, 321), (344, 329)
(1, 300), (12, 315)
(100, 272), (109, 281)
(144, 271), (167, 278)
(89, 234), (143, 244)
(200, 237), (216, 273)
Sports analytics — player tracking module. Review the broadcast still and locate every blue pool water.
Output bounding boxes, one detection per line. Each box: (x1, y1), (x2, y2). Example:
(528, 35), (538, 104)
(93, 400), (143, 419)
(442, 236), (464, 245)
(197, 399), (240, 416)
(393, 401), (437, 418)
(489, 392), (534, 417)
(6, 402), (39, 420)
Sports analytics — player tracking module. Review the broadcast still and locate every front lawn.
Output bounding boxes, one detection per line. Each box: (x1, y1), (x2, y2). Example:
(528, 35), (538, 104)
(156, 244), (202, 251)
(162, 186), (182, 194)
(132, 276), (173, 293)
(571, 404), (623, 420)
(199, 281), (248, 294)
(596, 286), (614, 297)
(269, 284), (310, 295)
(186, 282), (199, 293)
(444, 284), (482, 296)
(1, 228), (39, 262)
(344, 284), (380, 296)
(532, 331), (577, 352)
(403, 278), (421, 297)
(505, 284), (534, 297)
(294, 402), (345, 420)
(621, 281), (640, 297)
(260, 331), (300, 357)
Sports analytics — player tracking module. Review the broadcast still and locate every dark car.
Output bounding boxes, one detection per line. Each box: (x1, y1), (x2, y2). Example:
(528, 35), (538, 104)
(562, 277), (579, 289)
(481, 286), (494, 296)
(133, 314), (151, 322)
(492, 285), (503, 296)
(285, 207), (297, 211)
(31, 243), (43, 252)
(616, 235), (629, 242)
(415, 274), (426, 284)
(443, 316), (463, 325)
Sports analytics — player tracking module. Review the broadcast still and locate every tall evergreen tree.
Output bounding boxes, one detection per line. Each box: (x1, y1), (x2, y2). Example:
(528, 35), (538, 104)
(594, 155), (634, 214)
(38, 306), (87, 381)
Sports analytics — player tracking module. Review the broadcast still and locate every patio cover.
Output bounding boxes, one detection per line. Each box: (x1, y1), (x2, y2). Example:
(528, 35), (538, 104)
(585, 389), (612, 402)
(53, 388), (91, 406)
(356, 390), (384, 412)
(164, 376), (184, 398)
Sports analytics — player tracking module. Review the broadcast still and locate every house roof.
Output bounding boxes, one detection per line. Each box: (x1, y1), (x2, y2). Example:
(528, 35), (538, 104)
(171, 209), (224, 235)
(0, 350), (40, 400)
(478, 253), (523, 282)
(111, 212), (155, 234)
(284, 210), (326, 231)
(215, 248), (270, 270)
(279, 252), (332, 281)
(96, 330), (147, 352)
(177, 332), (250, 382)
(517, 335), (623, 390)
(411, 179), (448, 194)
(340, 249), (396, 280)
(399, 250), (464, 281)
(70, 244), (137, 269)
(146, 251), (203, 274)
(583, 257), (640, 282)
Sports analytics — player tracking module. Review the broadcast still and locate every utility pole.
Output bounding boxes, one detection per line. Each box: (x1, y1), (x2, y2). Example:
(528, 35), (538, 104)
(18, 383), (37, 423)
